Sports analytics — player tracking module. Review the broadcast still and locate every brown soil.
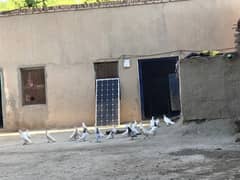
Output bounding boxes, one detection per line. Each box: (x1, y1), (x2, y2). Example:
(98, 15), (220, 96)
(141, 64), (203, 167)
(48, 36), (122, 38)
(0, 118), (239, 180)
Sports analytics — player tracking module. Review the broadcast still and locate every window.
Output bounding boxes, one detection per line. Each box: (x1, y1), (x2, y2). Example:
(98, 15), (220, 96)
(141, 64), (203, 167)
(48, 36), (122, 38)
(94, 61), (118, 79)
(21, 67), (46, 105)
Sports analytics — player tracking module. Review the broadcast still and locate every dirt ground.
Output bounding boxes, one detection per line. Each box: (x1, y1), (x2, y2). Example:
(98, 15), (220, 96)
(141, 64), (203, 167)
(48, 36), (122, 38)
(0, 118), (240, 180)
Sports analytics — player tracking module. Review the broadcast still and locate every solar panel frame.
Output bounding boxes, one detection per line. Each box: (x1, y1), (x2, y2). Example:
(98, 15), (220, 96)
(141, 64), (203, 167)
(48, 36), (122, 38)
(95, 78), (120, 126)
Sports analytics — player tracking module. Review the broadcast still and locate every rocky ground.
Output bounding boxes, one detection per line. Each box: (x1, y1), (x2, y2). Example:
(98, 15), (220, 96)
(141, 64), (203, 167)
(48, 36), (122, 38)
(0, 118), (240, 180)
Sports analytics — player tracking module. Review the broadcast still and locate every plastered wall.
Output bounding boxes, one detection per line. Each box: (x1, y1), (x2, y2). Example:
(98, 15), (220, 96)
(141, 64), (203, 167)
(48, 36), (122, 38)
(0, 0), (239, 129)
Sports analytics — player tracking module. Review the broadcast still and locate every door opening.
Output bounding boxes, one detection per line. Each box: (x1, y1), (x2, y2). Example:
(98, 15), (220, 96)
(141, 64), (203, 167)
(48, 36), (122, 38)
(138, 57), (180, 120)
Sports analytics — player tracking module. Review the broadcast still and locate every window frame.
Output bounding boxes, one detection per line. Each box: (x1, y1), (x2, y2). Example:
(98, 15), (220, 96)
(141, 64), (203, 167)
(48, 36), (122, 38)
(20, 66), (47, 106)
(94, 61), (119, 79)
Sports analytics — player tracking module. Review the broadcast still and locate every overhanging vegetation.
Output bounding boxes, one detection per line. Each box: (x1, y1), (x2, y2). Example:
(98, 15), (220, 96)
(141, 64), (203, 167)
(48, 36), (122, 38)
(0, 0), (101, 12)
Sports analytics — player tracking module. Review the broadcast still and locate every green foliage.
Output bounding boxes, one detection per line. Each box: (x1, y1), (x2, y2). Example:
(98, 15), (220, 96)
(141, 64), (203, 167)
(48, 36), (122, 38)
(0, 0), (108, 11)
(24, 0), (38, 8)
(17, 0), (48, 8)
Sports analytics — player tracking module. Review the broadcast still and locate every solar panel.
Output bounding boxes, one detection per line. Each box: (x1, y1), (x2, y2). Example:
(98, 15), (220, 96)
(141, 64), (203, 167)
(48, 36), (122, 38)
(95, 78), (120, 126)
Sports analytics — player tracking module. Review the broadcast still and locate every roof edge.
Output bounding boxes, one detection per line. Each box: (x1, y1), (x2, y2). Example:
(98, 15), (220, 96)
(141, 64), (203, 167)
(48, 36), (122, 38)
(0, 0), (190, 17)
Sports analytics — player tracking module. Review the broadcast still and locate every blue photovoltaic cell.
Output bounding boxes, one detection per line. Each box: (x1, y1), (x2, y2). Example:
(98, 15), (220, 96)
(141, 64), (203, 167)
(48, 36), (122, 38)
(95, 78), (120, 126)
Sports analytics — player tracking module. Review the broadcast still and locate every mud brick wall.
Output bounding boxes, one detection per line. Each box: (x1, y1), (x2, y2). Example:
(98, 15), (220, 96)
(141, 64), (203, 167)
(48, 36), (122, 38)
(180, 56), (240, 121)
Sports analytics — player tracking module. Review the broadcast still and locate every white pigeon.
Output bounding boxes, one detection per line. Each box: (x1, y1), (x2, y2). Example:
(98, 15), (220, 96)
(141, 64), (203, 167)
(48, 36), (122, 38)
(19, 129), (32, 145)
(112, 126), (117, 134)
(46, 130), (56, 143)
(81, 122), (91, 134)
(79, 128), (88, 142)
(107, 131), (114, 139)
(149, 126), (157, 136)
(155, 118), (160, 127)
(82, 122), (87, 129)
(150, 116), (155, 128)
(139, 123), (148, 134)
(107, 126), (117, 139)
(25, 129), (31, 139)
(134, 120), (138, 127)
(96, 127), (104, 137)
(139, 123), (157, 138)
(69, 128), (81, 141)
(131, 121), (140, 134)
(163, 115), (175, 126)
(95, 127), (104, 142)
(124, 123), (138, 139)
(121, 123), (130, 136)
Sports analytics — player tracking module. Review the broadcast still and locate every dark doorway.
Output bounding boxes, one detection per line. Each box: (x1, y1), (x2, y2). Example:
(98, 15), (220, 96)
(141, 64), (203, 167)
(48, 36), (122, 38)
(0, 75), (3, 128)
(138, 57), (180, 120)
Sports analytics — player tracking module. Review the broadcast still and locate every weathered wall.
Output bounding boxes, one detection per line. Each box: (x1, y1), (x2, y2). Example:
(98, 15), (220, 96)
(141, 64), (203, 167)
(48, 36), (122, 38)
(0, 0), (239, 129)
(180, 55), (240, 121)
